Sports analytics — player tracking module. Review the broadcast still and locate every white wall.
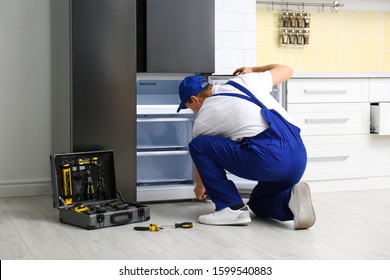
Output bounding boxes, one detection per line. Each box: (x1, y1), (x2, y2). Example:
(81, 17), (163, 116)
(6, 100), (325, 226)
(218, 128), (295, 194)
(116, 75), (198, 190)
(0, 0), (52, 197)
(215, 0), (257, 74)
(215, 0), (390, 74)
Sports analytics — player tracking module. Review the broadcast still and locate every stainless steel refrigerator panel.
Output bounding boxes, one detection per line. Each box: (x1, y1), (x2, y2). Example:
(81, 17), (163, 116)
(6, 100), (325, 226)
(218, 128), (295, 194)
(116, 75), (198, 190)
(71, 0), (137, 201)
(146, 0), (215, 73)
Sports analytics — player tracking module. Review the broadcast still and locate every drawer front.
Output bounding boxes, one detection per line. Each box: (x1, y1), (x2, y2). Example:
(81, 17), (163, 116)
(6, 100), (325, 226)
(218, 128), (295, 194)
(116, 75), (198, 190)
(137, 151), (193, 184)
(137, 80), (179, 105)
(288, 103), (370, 136)
(302, 135), (368, 181)
(137, 117), (193, 149)
(288, 79), (369, 103)
(369, 135), (390, 177)
(369, 79), (390, 102)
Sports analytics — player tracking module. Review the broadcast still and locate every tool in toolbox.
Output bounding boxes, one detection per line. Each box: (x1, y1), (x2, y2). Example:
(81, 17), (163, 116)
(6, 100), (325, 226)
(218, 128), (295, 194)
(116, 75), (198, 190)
(134, 222), (194, 231)
(86, 174), (95, 200)
(78, 157), (99, 200)
(97, 170), (108, 200)
(71, 204), (90, 213)
(61, 162), (73, 205)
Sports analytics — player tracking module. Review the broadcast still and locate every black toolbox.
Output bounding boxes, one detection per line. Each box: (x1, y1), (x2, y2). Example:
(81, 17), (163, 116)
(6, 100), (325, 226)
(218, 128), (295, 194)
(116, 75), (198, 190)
(50, 150), (150, 229)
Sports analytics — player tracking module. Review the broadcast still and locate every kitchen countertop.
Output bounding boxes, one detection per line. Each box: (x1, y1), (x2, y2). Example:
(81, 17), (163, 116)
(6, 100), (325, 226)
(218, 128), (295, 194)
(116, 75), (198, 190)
(292, 72), (390, 78)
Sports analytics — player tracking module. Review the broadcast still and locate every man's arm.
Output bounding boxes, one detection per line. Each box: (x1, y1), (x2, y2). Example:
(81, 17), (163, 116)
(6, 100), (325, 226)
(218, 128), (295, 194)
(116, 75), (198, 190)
(233, 64), (293, 85)
(194, 165), (207, 200)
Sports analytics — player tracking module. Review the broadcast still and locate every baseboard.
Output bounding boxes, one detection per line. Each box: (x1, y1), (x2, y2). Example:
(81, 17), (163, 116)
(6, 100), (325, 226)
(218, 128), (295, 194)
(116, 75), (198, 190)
(0, 178), (52, 198)
(307, 176), (390, 193)
(237, 176), (390, 194)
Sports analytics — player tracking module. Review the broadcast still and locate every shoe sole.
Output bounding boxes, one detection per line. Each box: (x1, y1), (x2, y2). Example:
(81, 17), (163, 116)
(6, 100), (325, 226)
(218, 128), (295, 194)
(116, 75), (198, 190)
(292, 182), (316, 230)
(198, 213), (251, 226)
(198, 217), (252, 226)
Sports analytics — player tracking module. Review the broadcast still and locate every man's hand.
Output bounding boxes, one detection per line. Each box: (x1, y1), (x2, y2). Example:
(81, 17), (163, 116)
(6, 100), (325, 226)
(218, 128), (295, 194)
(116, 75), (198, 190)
(233, 64), (293, 85)
(233, 67), (253, 75)
(194, 184), (207, 200)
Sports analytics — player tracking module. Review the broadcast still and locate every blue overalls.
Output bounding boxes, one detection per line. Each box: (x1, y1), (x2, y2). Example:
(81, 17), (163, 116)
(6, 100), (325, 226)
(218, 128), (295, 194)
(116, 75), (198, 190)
(189, 81), (307, 221)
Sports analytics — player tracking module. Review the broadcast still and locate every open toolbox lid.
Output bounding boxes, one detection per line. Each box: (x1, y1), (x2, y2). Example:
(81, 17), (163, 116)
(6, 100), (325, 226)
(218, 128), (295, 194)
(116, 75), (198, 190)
(50, 150), (118, 209)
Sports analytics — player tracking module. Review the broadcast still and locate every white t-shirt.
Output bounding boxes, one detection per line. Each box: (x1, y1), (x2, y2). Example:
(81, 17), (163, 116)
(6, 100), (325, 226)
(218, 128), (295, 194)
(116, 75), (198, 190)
(192, 71), (297, 142)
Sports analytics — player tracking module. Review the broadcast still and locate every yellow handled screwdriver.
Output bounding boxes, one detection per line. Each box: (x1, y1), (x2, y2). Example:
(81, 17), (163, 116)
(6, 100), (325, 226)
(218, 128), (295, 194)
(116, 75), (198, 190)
(134, 224), (162, 231)
(133, 222), (194, 232)
(174, 222), (194, 228)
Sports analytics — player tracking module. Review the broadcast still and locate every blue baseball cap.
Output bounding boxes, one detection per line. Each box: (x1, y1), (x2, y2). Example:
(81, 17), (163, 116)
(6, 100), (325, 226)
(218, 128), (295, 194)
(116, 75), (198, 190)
(177, 76), (209, 113)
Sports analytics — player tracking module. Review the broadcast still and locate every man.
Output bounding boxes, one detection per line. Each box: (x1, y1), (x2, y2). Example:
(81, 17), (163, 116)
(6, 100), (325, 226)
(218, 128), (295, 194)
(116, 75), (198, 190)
(177, 64), (316, 230)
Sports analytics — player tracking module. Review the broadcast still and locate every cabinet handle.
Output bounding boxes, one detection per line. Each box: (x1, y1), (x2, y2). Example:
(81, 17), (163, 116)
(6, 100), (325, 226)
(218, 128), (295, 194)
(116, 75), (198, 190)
(308, 156), (350, 162)
(304, 90), (347, 94)
(137, 117), (193, 122)
(137, 151), (189, 156)
(305, 118), (350, 123)
(138, 82), (157, 86)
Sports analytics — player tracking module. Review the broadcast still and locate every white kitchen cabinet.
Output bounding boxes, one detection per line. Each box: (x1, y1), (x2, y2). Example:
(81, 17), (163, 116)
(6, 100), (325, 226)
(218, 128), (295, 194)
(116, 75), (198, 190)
(288, 77), (370, 186)
(369, 78), (390, 102)
(302, 135), (369, 181)
(369, 135), (390, 177)
(368, 78), (390, 178)
(288, 103), (370, 136)
(288, 79), (369, 103)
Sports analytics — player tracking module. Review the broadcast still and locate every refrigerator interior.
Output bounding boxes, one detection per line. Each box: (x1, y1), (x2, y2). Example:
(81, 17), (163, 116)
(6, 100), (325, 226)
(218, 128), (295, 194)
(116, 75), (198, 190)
(136, 77), (196, 201)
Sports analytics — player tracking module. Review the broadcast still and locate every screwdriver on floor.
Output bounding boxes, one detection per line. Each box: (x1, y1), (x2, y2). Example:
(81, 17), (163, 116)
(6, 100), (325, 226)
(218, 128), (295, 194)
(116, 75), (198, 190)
(134, 224), (162, 231)
(173, 222), (194, 228)
(134, 222), (194, 231)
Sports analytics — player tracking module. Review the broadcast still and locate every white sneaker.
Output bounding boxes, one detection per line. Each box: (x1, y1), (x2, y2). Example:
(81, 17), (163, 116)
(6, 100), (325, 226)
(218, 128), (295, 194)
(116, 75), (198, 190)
(288, 182), (316, 230)
(198, 206), (251, 225)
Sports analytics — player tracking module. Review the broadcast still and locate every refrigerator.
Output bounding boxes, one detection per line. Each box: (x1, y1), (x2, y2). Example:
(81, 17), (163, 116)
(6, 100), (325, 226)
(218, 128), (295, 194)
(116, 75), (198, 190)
(51, 0), (215, 202)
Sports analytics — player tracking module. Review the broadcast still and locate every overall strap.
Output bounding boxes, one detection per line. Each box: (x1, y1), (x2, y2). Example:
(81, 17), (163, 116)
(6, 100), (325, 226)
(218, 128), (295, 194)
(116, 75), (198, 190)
(226, 80), (265, 108)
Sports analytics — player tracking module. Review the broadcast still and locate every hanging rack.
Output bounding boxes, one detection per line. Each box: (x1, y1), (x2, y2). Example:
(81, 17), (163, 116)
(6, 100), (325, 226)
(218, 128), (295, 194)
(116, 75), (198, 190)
(257, 1), (343, 11)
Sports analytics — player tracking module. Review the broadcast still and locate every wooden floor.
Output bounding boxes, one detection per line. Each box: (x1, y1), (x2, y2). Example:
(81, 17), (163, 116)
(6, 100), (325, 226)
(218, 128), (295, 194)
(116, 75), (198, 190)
(1, 189), (390, 260)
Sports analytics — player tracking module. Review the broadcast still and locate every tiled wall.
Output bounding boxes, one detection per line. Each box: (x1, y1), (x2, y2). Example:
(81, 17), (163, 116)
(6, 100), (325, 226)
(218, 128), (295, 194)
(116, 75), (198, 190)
(215, 0), (257, 74)
(256, 8), (390, 72)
